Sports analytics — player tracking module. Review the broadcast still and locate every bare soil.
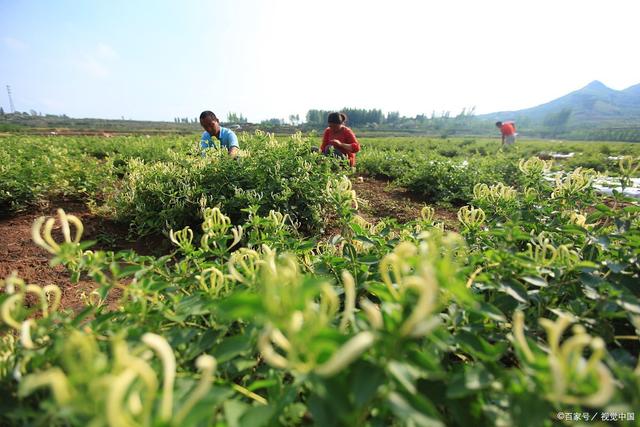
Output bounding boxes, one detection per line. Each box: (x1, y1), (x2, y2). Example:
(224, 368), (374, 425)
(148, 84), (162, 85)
(0, 201), (168, 312)
(353, 176), (459, 229)
(1, 178), (457, 311)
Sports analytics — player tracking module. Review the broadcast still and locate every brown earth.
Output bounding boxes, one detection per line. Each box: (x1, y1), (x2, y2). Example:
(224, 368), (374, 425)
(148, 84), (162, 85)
(0, 201), (168, 313)
(353, 176), (459, 229)
(1, 178), (457, 312)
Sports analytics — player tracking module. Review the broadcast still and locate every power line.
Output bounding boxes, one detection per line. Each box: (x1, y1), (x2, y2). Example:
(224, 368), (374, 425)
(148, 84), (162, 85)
(6, 85), (16, 113)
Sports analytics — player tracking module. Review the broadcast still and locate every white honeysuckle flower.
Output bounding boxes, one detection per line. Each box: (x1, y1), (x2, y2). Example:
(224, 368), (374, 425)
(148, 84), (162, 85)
(314, 332), (376, 377)
(141, 333), (176, 421)
(174, 355), (217, 423)
(1, 294), (24, 329)
(20, 319), (36, 349)
(107, 369), (140, 427)
(339, 271), (356, 332)
(258, 325), (290, 370)
(31, 209), (84, 254)
(511, 311), (534, 363)
(457, 205), (486, 229)
(19, 368), (73, 405)
(359, 298), (383, 330)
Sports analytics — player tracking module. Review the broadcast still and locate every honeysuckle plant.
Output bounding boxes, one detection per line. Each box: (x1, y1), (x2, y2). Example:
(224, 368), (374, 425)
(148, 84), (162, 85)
(472, 182), (520, 220)
(0, 274), (62, 359)
(457, 205), (486, 235)
(518, 156), (553, 191)
(13, 330), (219, 427)
(511, 310), (615, 408)
(618, 156), (639, 192)
(551, 167), (598, 203)
(326, 175), (359, 235)
(2, 138), (640, 426)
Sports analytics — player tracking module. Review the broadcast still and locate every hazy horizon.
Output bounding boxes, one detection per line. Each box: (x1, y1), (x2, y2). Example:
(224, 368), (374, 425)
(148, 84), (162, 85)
(2, 0), (639, 122)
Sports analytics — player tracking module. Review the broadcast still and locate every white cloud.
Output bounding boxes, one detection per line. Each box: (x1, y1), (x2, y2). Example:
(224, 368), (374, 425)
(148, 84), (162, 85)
(75, 44), (118, 78)
(76, 56), (110, 78)
(2, 37), (27, 50)
(96, 43), (117, 60)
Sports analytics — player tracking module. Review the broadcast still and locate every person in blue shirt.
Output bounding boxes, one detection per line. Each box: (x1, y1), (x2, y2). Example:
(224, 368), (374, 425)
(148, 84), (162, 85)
(199, 111), (239, 157)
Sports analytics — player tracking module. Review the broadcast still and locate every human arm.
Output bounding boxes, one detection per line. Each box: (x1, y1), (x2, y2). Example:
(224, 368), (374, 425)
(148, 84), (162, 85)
(331, 141), (356, 152)
(200, 131), (212, 150)
(226, 130), (240, 157)
(199, 132), (213, 156)
(332, 129), (360, 153)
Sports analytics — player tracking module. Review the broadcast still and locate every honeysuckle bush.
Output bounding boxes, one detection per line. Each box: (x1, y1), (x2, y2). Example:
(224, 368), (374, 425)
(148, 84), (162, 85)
(0, 138), (117, 214)
(356, 137), (640, 206)
(356, 149), (522, 205)
(102, 131), (342, 237)
(356, 136), (640, 162)
(0, 135), (199, 215)
(3, 133), (639, 224)
(1, 158), (640, 426)
(398, 155), (523, 205)
(1, 132), (337, 223)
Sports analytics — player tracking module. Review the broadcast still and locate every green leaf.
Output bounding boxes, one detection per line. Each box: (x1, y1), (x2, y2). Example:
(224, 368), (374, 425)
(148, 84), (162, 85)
(217, 292), (264, 319)
(388, 392), (444, 427)
(174, 294), (211, 316)
(446, 364), (494, 399)
(606, 262), (626, 273)
(521, 276), (547, 288)
(474, 302), (507, 322)
(307, 394), (337, 427)
(212, 334), (253, 363)
(247, 379), (279, 392)
(357, 254), (380, 265)
(239, 404), (277, 427)
(351, 362), (385, 407)
(456, 330), (508, 362)
(388, 360), (423, 394)
(224, 400), (250, 427)
(500, 281), (528, 303)
(180, 386), (234, 426)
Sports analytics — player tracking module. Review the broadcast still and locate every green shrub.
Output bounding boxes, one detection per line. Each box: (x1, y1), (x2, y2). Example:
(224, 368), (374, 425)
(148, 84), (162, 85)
(107, 132), (338, 236)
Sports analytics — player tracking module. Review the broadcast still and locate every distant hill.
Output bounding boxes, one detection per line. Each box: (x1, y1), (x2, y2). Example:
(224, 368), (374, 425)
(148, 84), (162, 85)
(481, 80), (640, 128)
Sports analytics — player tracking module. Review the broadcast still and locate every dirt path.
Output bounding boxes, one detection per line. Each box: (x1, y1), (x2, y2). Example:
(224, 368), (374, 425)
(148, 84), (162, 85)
(353, 176), (459, 229)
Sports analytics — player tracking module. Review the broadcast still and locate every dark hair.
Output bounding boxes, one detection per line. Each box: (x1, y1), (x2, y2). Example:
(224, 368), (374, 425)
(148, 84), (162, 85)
(495, 121), (502, 127)
(200, 111), (218, 121)
(328, 112), (347, 125)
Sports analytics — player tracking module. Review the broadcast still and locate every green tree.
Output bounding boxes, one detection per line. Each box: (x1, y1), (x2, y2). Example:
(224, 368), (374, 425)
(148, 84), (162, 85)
(261, 118), (283, 126)
(288, 114), (300, 125)
(227, 112), (248, 124)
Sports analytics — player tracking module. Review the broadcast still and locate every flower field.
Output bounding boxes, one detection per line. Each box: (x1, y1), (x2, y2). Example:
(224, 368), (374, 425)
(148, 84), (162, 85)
(1, 132), (639, 426)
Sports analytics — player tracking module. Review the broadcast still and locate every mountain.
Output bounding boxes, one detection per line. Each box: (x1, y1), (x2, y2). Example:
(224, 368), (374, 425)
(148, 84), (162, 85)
(622, 83), (640, 97)
(481, 80), (640, 127)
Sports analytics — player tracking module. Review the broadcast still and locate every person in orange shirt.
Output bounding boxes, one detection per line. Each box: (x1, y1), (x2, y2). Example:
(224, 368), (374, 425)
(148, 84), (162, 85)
(319, 112), (361, 167)
(496, 121), (517, 147)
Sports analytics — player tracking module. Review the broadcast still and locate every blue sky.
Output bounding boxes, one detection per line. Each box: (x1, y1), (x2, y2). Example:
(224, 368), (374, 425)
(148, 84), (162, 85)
(1, 0), (639, 122)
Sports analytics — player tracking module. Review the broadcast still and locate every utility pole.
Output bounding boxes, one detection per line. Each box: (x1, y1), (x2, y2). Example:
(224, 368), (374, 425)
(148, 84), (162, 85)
(6, 85), (15, 113)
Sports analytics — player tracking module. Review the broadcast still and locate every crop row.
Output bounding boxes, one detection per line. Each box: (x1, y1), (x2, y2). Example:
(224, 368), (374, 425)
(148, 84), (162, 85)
(1, 154), (639, 425)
